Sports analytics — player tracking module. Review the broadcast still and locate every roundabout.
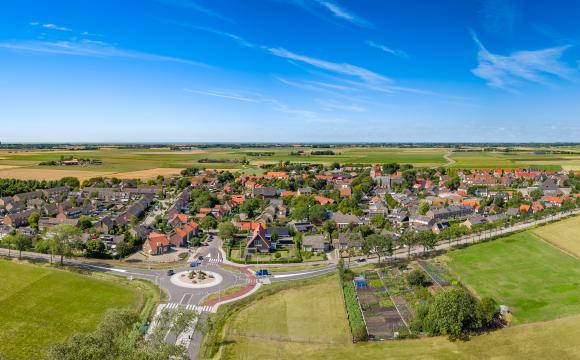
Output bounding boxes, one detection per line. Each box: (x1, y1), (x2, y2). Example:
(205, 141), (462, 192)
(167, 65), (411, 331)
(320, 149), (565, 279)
(170, 270), (223, 289)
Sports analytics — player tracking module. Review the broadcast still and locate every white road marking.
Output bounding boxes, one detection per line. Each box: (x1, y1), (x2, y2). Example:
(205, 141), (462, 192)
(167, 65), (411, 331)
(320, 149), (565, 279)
(272, 267), (333, 279)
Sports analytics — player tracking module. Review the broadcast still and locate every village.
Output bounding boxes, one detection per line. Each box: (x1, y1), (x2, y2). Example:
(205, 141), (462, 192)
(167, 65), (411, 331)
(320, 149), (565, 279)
(1, 163), (578, 266)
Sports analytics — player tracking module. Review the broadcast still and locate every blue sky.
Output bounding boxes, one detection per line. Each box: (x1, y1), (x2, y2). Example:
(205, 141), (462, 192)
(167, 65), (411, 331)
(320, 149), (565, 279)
(1, 0), (579, 142)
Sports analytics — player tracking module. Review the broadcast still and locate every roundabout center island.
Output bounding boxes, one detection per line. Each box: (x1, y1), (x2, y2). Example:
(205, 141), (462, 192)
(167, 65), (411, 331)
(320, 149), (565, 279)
(170, 270), (223, 289)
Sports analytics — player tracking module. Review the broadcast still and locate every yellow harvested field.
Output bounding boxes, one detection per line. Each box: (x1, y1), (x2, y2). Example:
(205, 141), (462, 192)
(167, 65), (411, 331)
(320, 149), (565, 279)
(0, 168), (112, 181)
(533, 215), (580, 258)
(109, 167), (183, 179)
(0, 165), (21, 170)
(133, 150), (206, 155)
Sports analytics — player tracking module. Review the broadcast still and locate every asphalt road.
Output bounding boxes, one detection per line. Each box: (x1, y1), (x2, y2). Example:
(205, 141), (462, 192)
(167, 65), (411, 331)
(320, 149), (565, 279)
(1, 209), (577, 359)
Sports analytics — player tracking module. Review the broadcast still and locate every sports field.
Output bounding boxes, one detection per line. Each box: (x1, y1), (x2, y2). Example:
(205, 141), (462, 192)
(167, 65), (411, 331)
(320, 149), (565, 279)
(0, 259), (150, 360)
(446, 231), (580, 324)
(533, 215), (580, 258)
(217, 269), (580, 360)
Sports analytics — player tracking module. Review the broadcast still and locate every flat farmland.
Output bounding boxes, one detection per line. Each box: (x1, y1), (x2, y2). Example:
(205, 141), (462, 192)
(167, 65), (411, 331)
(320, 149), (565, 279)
(1, 147), (579, 181)
(216, 267), (580, 360)
(446, 231), (580, 324)
(0, 259), (151, 360)
(533, 215), (580, 258)
(448, 151), (580, 170)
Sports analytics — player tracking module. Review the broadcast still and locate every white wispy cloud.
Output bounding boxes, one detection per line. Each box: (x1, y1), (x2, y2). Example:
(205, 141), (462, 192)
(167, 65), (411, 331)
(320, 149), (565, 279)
(318, 99), (366, 112)
(471, 32), (575, 89)
(156, 0), (234, 23)
(366, 40), (408, 58)
(165, 21), (255, 48)
(316, 0), (372, 27)
(269, 47), (391, 84)
(183, 88), (262, 102)
(0, 39), (207, 67)
(29, 22), (72, 32)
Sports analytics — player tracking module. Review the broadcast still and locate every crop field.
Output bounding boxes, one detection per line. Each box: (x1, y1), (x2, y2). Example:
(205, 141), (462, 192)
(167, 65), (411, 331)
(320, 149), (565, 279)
(533, 215), (580, 258)
(446, 231), (580, 324)
(0, 259), (148, 360)
(216, 267), (580, 360)
(1, 146), (579, 180)
(448, 151), (580, 170)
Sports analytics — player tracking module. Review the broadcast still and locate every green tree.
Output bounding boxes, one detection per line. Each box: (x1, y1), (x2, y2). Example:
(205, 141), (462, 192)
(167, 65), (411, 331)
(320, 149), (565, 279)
(200, 216), (217, 230)
(362, 234), (392, 264)
(28, 211), (40, 230)
(321, 219), (337, 236)
(116, 240), (131, 259)
(418, 230), (437, 254)
(418, 201), (430, 216)
(399, 232), (417, 259)
(86, 239), (107, 258)
(426, 288), (481, 338)
(308, 204), (327, 224)
(47, 224), (82, 265)
(218, 221), (236, 243)
(78, 215), (93, 230)
(12, 233), (32, 259)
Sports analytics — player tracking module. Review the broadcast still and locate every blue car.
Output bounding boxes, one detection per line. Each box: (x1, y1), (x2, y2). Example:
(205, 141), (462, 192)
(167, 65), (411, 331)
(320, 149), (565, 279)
(190, 261), (199, 268)
(255, 269), (270, 276)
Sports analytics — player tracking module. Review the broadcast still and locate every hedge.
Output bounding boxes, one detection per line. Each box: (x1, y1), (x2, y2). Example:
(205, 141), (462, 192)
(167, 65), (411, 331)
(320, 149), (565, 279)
(342, 281), (367, 341)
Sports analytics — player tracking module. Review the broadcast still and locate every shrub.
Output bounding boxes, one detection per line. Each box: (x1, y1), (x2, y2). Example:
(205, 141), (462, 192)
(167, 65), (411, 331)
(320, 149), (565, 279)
(274, 252), (282, 259)
(407, 269), (429, 287)
(478, 297), (498, 327)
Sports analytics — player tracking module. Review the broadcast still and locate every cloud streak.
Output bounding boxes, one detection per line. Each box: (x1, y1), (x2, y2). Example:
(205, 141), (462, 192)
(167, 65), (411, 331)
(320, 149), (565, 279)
(165, 21), (255, 48)
(156, 0), (234, 23)
(366, 40), (408, 58)
(317, 0), (372, 27)
(30, 22), (72, 32)
(269, 47), (391, 84)
(183, 88), (262, 102)
(0, 39), (207, 67)
(471, 32), (575, 89)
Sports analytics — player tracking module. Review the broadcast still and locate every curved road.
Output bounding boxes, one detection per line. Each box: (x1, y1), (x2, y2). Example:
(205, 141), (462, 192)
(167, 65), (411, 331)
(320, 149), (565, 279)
(1, 209), (576, 358)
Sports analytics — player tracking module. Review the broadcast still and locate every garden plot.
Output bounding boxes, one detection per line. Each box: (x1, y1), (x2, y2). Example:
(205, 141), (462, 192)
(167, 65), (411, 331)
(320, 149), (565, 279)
(354, 271), (408, 340)
(417, 260), (453, 287)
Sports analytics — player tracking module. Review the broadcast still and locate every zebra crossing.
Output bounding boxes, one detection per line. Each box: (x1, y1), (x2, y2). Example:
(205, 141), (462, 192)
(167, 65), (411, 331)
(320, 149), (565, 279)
(164, 302), (214, 313)
(204, 257), (223, 265)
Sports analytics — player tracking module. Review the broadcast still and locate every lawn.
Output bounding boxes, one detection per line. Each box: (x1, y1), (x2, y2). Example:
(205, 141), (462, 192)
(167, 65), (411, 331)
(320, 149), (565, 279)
(0, 259), (150, 360)
(533, 215), (580, 258)
(220, 273), (351, 358)
(215, 269), (580, 360)
(446, 231), (580, 324)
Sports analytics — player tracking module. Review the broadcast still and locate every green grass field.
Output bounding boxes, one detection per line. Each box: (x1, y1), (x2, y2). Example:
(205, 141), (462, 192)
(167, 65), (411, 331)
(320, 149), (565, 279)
(448, 151), (580, 170)
(216, 269), (580, 360)
(446, 231), (580, 324)
(533, 216), (580, 258)
(0, 259), (150, 360)
(220, 273), (351, 359)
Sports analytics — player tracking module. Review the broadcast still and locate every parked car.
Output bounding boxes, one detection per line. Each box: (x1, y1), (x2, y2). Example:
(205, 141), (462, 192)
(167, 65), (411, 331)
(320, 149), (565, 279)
(167, 269), (175, 276)
(255, 269), (270, 276)
(356, 258), (367, 263)
(198, 256), (204, 261)
(190, 261), (198, 268)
